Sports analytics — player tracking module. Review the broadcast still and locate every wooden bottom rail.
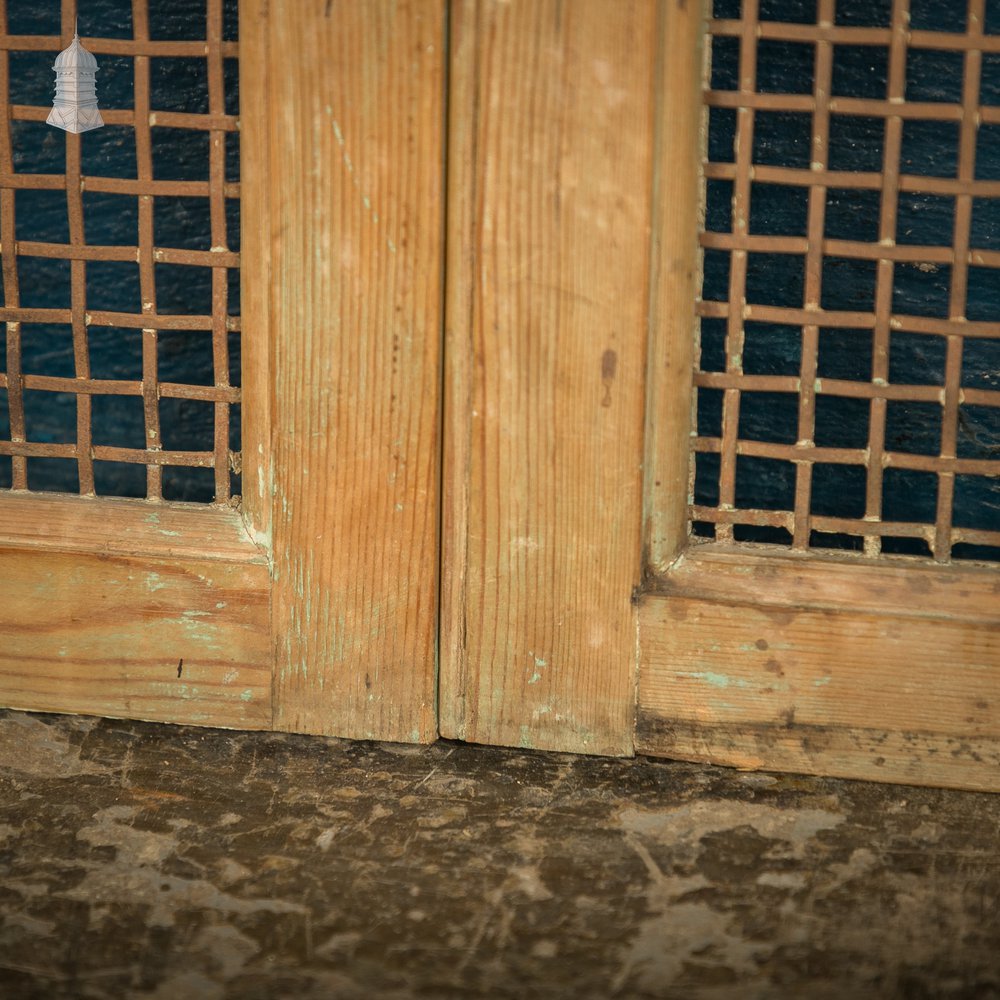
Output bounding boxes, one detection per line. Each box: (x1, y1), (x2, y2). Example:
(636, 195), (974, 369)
(0, 493), (271, 729)
(637, 544), (1000, 792)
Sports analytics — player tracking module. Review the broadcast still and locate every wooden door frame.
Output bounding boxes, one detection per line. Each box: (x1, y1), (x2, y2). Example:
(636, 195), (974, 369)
(0, 0), (445, 743)
(636, 0), (1000, 792)
(440, 0), (657, 757)
(438, 0), (999, 791)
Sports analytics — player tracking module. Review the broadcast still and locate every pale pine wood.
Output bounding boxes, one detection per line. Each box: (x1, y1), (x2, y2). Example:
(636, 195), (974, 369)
(265, 0), (443, 741)
(651, 543), (1000, 623)
(0, 494), (270, 728)
(637, 548), (1000, 791)
(643, 0), (707, 572)
(441, 0), (657, 755)
(0, 492), (265, 562)
(633, 0), (1000, 790)
(637, 716), (1000, 793)
(237, 0), (273, 550)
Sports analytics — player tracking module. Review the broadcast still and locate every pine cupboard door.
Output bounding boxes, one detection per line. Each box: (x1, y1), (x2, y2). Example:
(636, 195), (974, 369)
(635, 0), (1000, 791)
(440, 0), (656, 756)
(0, 0), (444, 743)
(440, 0), (1000, 792)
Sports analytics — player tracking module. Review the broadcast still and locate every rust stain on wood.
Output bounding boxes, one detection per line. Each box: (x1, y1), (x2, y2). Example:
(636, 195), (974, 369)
(601, 348), (617, 408)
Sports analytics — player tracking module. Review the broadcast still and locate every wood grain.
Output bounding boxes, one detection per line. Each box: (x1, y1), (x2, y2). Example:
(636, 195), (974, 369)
(0, 495), (270, 728)
(637, 550), (1000, 791)
(264, 0), (444, 741)
(237, 0), (273, 550)
(653, 543), (1000, 623)
(441, 0), (657, 755)
(0, 492), (266, 562)
(643, 0), (706, 571)
(637, 714), (1000, 793)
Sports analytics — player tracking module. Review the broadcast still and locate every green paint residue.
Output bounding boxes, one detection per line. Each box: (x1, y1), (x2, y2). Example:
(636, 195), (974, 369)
(240, 689), (254, 702)
(677, 670), (739, 689)
(676, 670), (793, 693)
(527, 653), (547, 684)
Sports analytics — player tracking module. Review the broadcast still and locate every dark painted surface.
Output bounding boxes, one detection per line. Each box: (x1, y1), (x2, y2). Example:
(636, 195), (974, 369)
(0, 0), (239, 502)
(699, 0), (1000, 560)
(0, 709), (998, 998)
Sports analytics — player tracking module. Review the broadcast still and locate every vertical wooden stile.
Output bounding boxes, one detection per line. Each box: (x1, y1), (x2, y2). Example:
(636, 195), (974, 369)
(643, 0), (707, 573)
(441, 0), (658, 755)
(238, 0), (272, 551)
(263, 0), (445, 741)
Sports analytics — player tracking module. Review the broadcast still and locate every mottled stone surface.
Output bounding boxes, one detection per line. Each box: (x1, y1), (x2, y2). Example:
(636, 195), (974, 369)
(0, 709), (998, 999)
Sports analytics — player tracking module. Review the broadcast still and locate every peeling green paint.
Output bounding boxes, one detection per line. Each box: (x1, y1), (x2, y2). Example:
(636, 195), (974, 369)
(677, 670), (791, 694)
(677, 670), (739, 689)
(528, 653), (547, 684)
(161, 610), (221, 648)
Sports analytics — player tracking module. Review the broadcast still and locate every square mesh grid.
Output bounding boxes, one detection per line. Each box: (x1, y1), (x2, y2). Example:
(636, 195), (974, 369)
(0, 0), (240, 504)
(694, 0), (1000, 562)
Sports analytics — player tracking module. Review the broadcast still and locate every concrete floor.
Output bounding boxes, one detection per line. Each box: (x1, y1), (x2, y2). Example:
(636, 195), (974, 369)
(0, 709), (998, 999)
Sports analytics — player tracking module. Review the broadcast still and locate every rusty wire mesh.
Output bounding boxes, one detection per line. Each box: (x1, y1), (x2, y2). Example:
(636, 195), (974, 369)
(692, 0), (1000, 562)
(0, 0), (239, 504)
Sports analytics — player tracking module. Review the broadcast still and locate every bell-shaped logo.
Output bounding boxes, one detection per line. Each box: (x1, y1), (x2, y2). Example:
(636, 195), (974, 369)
(47, 26), (103, 134)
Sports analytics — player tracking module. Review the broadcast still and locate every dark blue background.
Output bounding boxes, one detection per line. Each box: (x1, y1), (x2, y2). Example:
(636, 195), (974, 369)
(697, 0), (1000, 560)
(1, 0), (997, 557)
(0, 0), (239, 502)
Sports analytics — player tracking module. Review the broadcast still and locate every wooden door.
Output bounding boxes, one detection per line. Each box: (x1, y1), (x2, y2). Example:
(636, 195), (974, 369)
(3, 0), (998, 792)
(440, 0), (655, 756)
(439, 0), (1000, 791)
(632, 0), (1000, 792)
(0, 0), (444, 743)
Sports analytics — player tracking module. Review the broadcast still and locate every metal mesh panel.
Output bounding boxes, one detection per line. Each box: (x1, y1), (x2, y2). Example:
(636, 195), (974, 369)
(693, 0), (1000, 562)
(0, 0), (239, 504)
